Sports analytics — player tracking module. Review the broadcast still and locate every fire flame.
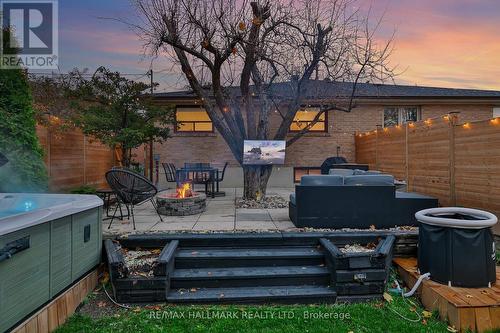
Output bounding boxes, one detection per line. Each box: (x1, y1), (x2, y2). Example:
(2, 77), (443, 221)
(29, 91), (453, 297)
(177, 182), (192, 199)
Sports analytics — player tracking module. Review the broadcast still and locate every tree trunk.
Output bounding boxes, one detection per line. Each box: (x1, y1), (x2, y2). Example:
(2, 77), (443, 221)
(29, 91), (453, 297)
(243, 165), (273, 200)
(121, 147), (132, 168)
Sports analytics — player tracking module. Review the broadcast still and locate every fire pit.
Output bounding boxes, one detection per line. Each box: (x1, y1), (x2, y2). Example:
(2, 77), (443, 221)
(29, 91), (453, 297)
(156, 183), (206, 216)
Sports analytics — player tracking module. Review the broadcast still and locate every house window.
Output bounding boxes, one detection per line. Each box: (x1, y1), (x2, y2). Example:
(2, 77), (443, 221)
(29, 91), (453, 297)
(384, 106), (421, 127)
(293, 167), (322, 183)
(290, 107), (327, 132)
(176, 106), (213, 132)
(493, 107), (500, 118)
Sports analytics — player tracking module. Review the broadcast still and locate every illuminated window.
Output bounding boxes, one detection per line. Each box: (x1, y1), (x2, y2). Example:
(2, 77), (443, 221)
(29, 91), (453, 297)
(493, 107), (500, 118)
(176, 107), (213, 132)
(384, 106), (421, 127)
(290, 107), (327, 132)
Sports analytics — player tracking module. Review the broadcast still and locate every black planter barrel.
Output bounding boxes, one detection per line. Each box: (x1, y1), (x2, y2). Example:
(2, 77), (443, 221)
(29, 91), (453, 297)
(416, 207), (497, 288)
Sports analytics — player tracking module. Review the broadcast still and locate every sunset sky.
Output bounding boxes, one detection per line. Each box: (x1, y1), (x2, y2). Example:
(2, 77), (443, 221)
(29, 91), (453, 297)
(56, 0), (500, 92)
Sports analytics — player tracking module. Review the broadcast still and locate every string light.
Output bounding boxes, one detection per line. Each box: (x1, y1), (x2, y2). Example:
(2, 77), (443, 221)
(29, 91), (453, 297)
(443, 114), (450, 121)
(463, 122), (471, 129)
(383, 127), (389, 132)
(408, 122), (415, 128)
(491, 118), (500, 125)
(424, 118), (432, 126)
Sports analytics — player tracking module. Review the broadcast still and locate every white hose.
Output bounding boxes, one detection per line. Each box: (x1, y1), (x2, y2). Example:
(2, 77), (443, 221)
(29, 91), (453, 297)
(403, 272), (430, 297)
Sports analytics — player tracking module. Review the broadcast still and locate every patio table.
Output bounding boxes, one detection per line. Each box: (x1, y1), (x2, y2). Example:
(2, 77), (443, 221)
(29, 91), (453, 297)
(96, 188), (127, 220)
(176, 167), (218, 198)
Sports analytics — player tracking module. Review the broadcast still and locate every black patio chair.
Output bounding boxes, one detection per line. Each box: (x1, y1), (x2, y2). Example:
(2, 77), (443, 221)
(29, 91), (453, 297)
(105, 168), (163, 230)
(162, 162), (177, 189)
(213, 162), (228, 193)
(183, 162), (213, 193)
(184, 162), (210, 169)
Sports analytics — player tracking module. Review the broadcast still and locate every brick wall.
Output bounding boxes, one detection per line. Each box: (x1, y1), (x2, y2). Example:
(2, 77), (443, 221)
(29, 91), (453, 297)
(152, 103), (494, 169)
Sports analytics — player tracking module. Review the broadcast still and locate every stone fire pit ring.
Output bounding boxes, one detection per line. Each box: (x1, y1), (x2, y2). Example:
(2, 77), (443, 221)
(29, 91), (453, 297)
(156, 191), (207, 216)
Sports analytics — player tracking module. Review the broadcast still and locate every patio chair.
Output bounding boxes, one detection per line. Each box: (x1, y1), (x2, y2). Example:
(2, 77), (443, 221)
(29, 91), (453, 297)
(105, 168), (163, 230)
(213, 162), (228, 193)
(183, 162), (213, 193)
(162, 162), (177, 189)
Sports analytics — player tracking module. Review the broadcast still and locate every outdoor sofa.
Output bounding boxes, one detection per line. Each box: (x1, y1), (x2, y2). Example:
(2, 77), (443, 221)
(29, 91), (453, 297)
(288, 171), (438, 229)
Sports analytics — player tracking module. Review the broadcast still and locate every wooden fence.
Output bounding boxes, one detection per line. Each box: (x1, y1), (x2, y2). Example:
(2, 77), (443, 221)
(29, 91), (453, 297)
(36, 126), (117, 191)
(355, 115), (500, 234)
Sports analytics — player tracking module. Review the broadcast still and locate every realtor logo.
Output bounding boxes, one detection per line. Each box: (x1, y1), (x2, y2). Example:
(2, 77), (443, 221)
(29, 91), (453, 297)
(1, 0), (58, 69)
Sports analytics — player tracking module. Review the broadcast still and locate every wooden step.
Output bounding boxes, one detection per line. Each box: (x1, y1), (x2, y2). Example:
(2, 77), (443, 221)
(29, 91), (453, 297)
(167, 285), (337, 304)
(175, 246), (324, 268)
(171, 265), (330, 288)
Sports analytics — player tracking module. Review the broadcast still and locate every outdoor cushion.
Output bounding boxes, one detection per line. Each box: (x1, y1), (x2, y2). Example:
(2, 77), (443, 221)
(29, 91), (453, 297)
(344, 174), (395, 186)
(289, 193), (296, 205)
(396, 191), (435, 199)
(329, 168), (354, 176)
(353, 169), (382, 175)
(300, 175), (344, 186)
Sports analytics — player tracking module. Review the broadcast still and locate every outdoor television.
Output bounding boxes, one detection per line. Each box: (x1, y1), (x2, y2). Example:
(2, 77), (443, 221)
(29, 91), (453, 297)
(243, 140), (286, 165)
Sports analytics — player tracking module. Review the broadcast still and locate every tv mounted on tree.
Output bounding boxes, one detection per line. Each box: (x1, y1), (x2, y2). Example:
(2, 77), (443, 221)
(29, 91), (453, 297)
(243, 140), (286, 165)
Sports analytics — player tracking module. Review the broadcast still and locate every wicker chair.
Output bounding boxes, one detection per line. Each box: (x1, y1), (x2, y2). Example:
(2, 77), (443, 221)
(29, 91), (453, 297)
(105, 169), (163, 230)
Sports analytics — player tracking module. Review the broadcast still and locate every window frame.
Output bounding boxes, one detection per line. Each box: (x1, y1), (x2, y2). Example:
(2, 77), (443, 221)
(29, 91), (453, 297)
(289, 106), (329, 133)
(493, 107), (500, 118)
(175, 105), (214, 133)
(383, 106), (422, 127)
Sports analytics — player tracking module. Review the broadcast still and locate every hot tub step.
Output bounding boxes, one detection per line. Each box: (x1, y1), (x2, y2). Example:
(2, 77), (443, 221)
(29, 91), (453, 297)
(171, 265), (330, 288)
(167, 285), (337, 304)
(175, 246), (324, 268)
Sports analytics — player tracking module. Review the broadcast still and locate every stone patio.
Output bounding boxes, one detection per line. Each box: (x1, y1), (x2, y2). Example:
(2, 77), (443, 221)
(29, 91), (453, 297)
(103, 188), (295, 236)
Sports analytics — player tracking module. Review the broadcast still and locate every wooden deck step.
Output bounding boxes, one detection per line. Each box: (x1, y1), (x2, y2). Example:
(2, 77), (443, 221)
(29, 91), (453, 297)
(167, 285), (337, 304)
(394, 257), (500, 333)
(171, 265), (330, 288)
(175, 246), (324, 268)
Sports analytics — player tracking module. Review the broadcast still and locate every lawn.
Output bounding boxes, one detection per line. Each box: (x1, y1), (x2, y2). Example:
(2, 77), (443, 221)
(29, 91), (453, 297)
(55, 293), (451, 333)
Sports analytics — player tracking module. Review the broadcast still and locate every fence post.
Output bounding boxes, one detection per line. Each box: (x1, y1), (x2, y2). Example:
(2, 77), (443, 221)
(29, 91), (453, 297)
(405, 122), (409, 190)
(449, 115), (458, 206)
(47, 127), (51, 188)
(375, 125), (381, 170)
(83, 134), (87, 185)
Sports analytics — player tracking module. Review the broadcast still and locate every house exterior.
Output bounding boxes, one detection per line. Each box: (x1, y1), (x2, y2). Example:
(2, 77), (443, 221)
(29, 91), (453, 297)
(150, 81), (500, 187)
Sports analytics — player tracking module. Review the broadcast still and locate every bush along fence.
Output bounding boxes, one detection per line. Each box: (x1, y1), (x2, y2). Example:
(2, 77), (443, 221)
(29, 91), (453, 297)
(355, 114), (500, 234)
(36, 125), (118, 191)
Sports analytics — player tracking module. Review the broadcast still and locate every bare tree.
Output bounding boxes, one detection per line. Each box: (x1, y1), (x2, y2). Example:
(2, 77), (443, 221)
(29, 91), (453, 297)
(131, 0), (395, 199)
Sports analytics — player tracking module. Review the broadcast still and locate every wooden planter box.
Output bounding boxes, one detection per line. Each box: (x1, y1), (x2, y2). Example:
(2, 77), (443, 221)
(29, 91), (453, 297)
(104, 239), (178, 303)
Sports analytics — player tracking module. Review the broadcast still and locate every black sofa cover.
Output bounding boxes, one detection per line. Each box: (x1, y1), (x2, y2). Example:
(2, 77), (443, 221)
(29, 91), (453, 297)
(289, 175), (438, 229)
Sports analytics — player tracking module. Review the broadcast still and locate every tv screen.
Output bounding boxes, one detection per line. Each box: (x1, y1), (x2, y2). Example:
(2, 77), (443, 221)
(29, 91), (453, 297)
(243, 140), (286, 165)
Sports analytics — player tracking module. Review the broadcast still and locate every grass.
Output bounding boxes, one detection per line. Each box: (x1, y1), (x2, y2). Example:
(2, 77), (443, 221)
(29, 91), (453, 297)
(54, 294), (451, 333)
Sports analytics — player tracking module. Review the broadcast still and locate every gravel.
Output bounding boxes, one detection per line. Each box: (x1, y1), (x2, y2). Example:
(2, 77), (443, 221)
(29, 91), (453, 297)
(235, 196), (289, 209)
(339, 243), (377, 253)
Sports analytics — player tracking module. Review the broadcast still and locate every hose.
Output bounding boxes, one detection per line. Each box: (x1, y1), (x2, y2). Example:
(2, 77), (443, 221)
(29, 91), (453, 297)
(403, 272), (430, 297)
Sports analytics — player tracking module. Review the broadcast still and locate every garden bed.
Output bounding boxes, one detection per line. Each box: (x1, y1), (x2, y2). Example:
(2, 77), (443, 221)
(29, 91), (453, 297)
(104, 240), (178, 302)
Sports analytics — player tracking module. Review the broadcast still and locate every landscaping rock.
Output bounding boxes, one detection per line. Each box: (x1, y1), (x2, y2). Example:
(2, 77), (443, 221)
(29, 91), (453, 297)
(235, 196), (288, 209)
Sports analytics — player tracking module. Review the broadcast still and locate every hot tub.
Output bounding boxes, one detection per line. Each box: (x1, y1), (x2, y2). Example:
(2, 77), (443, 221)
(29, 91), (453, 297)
(416, 207), (497, 288)
(0, 193), (103, 332)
